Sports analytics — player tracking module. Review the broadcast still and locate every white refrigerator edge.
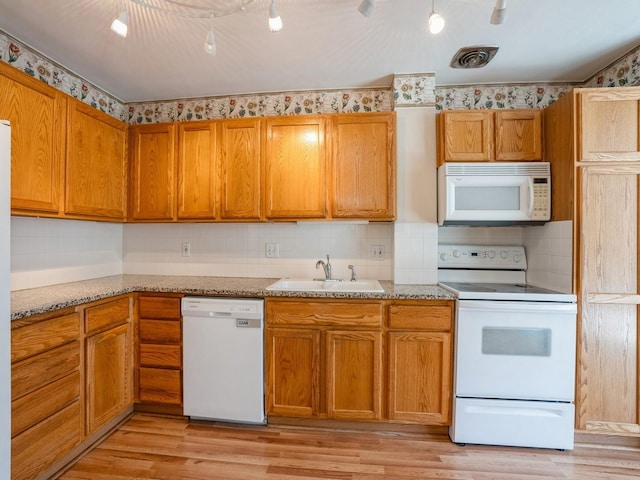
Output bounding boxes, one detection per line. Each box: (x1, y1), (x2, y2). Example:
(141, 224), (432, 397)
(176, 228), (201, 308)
(1, 120), (11, 478)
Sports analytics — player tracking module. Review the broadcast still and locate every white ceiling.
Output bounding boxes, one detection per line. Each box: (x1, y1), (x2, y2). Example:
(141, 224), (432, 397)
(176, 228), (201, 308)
(0, 0), (639, 103)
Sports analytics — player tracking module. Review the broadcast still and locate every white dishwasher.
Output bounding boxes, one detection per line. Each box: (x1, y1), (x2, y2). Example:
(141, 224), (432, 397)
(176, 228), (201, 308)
(182, 297), (265, 424)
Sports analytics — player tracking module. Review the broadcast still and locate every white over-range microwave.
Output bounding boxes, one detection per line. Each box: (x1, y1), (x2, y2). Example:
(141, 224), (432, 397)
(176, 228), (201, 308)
(437, 162), (551, 226)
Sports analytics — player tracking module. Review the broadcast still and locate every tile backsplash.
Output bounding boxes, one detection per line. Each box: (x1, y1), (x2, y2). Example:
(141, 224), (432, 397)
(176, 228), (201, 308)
(523, 221), (573, 293)
(11, 217), (123, 291)
(122, 222), (394, 281)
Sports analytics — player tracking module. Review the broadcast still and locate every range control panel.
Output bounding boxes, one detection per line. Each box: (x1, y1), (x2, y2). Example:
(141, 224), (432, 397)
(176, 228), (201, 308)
(437, 244), (527, 270)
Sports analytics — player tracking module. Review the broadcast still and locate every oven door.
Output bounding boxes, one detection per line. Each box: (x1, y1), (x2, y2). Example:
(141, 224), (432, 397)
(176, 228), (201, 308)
(454, 300), (577, 401)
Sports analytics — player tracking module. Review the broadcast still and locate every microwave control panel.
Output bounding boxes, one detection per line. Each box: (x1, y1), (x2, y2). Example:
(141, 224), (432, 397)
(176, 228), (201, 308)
(532, 177), (550, 220)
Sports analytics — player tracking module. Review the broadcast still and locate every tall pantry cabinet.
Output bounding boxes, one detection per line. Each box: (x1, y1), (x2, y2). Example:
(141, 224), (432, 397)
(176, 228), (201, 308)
(544, 86), (640, 436)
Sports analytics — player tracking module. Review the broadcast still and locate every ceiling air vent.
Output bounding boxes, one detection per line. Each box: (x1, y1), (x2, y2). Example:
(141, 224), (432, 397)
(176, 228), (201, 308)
(450, 46), (499, 69)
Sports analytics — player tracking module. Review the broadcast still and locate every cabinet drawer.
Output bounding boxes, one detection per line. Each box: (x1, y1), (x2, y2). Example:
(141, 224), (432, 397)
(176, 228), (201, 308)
(11, 371), (80, 437)
(11, 400), (82, 480)
(11, 312), (79, 363)
(389, 304), (453, 331)
(12, 341), (80, 400)
(139, 319), (181, 344)
(139, 296), (181, 319)
(140, 344), (182, 368)
(267, 301), (383, 328)
(85, 296), (130, 335)
(139, 367), (182, 405)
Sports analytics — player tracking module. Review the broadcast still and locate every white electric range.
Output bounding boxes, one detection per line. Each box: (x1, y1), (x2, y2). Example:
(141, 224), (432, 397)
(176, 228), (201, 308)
(438, 244), (577, 450)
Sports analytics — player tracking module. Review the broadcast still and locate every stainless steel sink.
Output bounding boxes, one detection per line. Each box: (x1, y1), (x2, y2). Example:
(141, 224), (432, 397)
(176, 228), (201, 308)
(266, 278), (384, 293)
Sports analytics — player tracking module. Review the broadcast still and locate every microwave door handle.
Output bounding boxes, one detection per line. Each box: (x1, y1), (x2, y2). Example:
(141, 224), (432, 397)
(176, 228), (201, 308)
(527, 177), (534, 217)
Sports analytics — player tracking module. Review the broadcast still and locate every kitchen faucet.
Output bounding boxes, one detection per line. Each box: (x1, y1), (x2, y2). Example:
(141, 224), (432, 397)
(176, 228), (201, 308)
(315, 254), (332, 280)
(348, 264), (356, 282)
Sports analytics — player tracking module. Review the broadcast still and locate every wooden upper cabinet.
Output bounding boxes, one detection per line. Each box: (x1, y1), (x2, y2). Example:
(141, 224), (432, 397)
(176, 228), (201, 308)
(129, 123), (177, 221)
(578, 88), (640, 162)
(0, 62), (66, 215)
(438, 109), (542, 165)
(219, 118), (262, 220)
(495, 110), (542, 161)
(438, 110), (493, 163)
(66, 98), (127, 220)
(331, 113), (396, 220)
(264, 115), (327, 219)
(177, 121), (217, 220)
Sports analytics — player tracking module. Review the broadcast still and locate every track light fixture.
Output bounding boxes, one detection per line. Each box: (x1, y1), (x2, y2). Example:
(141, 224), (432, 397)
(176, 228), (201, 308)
(490, 0), (507, 25)
(110, 0), (128, 38)
(110, 0), (283, 55)
(358, 0), (376, 18)
(204, 12), (216, 55)
(428, 0), (445, 34)
(269, 0), (283, 32)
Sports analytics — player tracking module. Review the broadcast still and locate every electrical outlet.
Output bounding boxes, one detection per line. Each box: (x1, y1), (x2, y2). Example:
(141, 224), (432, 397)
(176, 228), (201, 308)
(265, 243), (280, 258)
(371, 244), (385, 260)
(182, 242), (191, 257)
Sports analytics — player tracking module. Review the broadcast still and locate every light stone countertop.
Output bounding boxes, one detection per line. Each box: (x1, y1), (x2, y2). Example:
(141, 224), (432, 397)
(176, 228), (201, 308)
(10, 274), (455, 321)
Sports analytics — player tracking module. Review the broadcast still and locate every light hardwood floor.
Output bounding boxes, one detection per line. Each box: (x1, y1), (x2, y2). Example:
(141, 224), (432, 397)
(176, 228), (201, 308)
(59, 414), (640, 480)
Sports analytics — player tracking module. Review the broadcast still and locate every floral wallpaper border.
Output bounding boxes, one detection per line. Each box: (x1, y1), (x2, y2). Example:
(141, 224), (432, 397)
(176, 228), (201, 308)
(2, 27), (640, 123)
(583, 43), (640, 88)
(393, 73), (436, 107)
(126, 89), (393, 124)
(0, 31), (126, 121)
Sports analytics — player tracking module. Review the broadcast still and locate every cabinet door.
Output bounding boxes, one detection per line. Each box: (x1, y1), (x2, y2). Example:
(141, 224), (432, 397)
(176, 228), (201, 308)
(495, 110), (542, 161)
(439, 111), (493, 163)
(388, 331), (452, 424)
(331, 113), (396, 220)
(264, 116), (327, 219)
(326, 330), (382, 420)
(129, 123), (177, 220)
(65, 98), (127, 220)
(579, 88), (640, 162)
(577, 165), (640, 434)
(177, 121), (217, 219)
(0, 62), (66, 214)
(86, 322), (132, 435)
(266, 327), (320, 417)
(219, 118), (262, 220)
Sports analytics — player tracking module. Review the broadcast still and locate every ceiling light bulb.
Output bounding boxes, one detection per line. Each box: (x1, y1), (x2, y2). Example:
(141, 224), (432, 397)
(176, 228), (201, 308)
(110, 9), (128, 38)
(490, 0), (507, 25)
(269, 0), (283, 32)
(428, 11), (445, 34)
(204, 27), (216, 55)
(358, 0), (376, 18)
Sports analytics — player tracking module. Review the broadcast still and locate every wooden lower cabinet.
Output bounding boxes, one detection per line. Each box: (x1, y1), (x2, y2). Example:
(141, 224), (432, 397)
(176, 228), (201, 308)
(266, 327), (320, 417)
(11, 295), (135, 480)
(137, 294), (183, 412)
(11, 310), (82, 480)
(327, 330), (382, 420)
(387, 301), (454, 425)
(85, 322), (132, 435)
(266, 298), (452, 426)
(265, 299), (383, 421)
(84, 296), (134, 436)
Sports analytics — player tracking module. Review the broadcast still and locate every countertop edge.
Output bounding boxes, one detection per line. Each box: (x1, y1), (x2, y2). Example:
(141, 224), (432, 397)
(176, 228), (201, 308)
(11, 275), (455, 321)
